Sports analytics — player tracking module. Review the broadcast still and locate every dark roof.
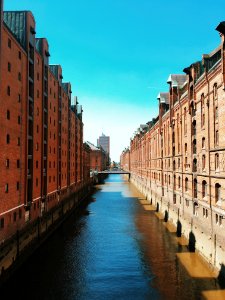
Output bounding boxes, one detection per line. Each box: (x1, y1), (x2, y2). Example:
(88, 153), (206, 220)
(167, 74), (187, 87)
(216, 21), (225, 34)
(157, 92), (169, 104)
(4, 11), (27, 49)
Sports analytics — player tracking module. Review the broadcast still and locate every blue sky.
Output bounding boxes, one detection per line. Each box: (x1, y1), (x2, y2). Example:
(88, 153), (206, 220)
(4, 0), (225, 161)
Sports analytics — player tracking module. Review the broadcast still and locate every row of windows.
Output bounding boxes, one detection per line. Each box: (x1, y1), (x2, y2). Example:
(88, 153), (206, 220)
(35, 172), (69, 187)
(154, 173), (222, 202)
(136, 149), (220, 172)
(5, 159), (20, 168)
(4, 182), (20, 192)
(7, 62), (22, 80)
(6, 110), (21, 124)
(6, 87), (22, 102)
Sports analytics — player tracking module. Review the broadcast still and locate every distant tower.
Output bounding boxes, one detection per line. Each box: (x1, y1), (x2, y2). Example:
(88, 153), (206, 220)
(97, 133), (110, 160)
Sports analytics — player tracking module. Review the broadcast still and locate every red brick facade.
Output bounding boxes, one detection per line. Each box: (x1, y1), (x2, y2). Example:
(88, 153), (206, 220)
(121, 24), (225, 271)
(86, 141), (107, 172)
(0, 4), (91, 242)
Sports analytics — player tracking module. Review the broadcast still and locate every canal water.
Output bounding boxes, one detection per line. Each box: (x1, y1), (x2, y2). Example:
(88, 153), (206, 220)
(1, 175), (222, 299)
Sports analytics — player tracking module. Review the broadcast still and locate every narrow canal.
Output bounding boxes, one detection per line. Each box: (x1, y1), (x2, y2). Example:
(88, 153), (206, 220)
(1, 175), (222, 299)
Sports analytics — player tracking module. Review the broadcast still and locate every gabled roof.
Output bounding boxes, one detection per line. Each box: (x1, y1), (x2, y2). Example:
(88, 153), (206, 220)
(167, 74), (187, 87)
(86, 141), (100, 151)
(157, 92), (169, 104)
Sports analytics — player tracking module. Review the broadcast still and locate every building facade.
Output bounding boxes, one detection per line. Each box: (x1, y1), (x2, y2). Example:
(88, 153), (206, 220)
(86, 141), (107, 172)
(0, 3), (91, 243)
(120, 23), (225, 272)
(97, 133), (110, 165)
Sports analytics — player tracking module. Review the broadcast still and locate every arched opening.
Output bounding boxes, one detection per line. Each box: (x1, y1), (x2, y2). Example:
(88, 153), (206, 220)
(193, 139), (197, 154)
(193, 158), (197, 173)
(193, 179), (197, 198)
(188, 231), (196, 252)
(185, 177), (188, 192)
(164, 210), (168, 222)
(202, 180), (207, 198)
(192, 120), (196, 135)
(156, 202), (159, 212)
(177, 220), (182, 237)
(215, 183), (221, 203)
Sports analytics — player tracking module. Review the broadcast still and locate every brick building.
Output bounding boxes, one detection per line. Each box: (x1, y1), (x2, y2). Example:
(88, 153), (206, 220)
(83, 142), (91, 182)
(97, 133), (110, 166)
(86, 141), (107, 172)
(120, 23), (225, 272)
(0, 3), (90, 242)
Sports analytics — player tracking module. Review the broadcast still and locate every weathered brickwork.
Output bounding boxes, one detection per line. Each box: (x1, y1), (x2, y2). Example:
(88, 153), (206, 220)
(0, 4), (91, 243)
(121, 24), (225, 272)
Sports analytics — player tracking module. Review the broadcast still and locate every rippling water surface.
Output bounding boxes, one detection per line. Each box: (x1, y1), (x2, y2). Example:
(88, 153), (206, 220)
(1, 175), (222, 299)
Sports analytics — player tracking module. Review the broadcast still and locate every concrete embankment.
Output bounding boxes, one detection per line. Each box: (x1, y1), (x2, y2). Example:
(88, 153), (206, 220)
(130, 174), (225, 282)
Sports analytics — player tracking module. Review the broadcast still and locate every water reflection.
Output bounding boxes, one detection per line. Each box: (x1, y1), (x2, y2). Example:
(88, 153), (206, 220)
(0, 175), (223, 300)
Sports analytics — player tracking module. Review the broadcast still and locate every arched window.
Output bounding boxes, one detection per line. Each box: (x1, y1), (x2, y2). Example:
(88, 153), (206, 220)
(193, 139), (197, 154)
(184, 107), (187, 135)
(173, 160), (176, 171)
(213, 83), (218, 99)
(202, 137), (205, 149)
(193, 158), (197, 172)
(215, 130), (219, 146)
(202, 155), (206, 170)
(192, 120), (196, 136)
(215, 153), (219, 170)
(193, 201), (198, 216)
(201, 94), (205, 127)
(190, 101), (196, 117)
(202, 180), (207, 198)
(193, 179), (197, 198)
(190, 86), (194, 101)
(172, 131), (175, 143)
(185, 177), (188, 192)
(6, 134), (10, 144)
(215, 183), (221, 203)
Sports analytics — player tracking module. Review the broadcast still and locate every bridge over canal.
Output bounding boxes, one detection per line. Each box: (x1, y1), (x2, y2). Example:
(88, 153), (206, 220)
(97, 170), (131, 183)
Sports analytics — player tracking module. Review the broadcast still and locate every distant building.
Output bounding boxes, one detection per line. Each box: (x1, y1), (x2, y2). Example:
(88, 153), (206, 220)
(86, 141), (107, 172)
(97, 133), (110, 156)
